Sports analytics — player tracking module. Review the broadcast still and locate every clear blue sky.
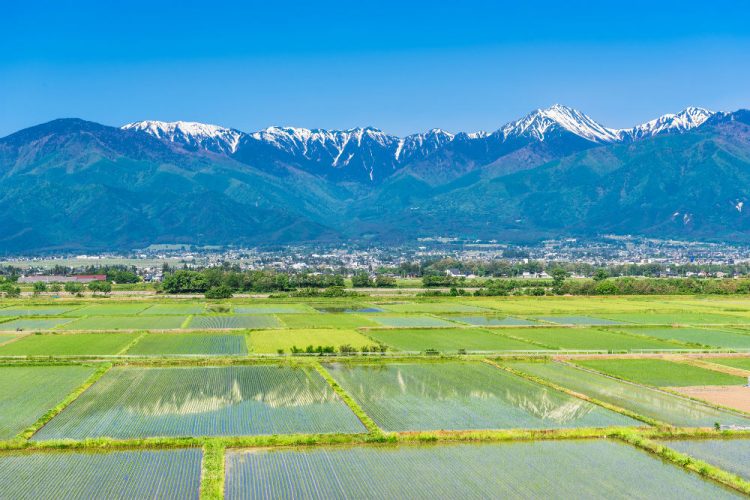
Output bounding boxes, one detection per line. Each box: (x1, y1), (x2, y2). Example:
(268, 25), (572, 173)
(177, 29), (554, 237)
(2, 0), (750, 137)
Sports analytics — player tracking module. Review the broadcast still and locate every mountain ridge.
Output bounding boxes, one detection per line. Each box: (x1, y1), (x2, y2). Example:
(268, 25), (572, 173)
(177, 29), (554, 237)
(2, 106), (749, 253)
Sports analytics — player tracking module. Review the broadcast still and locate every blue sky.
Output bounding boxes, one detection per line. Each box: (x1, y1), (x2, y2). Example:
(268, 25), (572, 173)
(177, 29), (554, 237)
(2, 0), (749, 137)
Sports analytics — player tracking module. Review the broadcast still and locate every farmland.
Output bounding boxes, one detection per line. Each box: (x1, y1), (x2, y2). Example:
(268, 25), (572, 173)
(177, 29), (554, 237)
(509, 361), (750, 427)
(32, 365), (366, 440)
(573, 359), (747, 387)
(325, 362), (637, 431)
(126, 333), (247, 356)
(364, 328), (543, 353)
(0, 333), (138, 356)
(0, 365), (95, 439)
(249, 329), (373, 354)
(0, 449), (202, 499)
(659, 439), (750, 481)
(225, 440), (736, 499)
(2, 294), (750, 496)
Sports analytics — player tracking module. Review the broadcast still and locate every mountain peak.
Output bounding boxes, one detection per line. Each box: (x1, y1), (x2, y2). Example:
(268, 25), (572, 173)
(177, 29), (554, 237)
(500, 104), (619, 143)
(620, 107), (714, 141)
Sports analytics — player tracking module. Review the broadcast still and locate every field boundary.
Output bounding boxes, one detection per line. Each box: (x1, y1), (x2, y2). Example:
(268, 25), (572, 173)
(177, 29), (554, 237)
(312, 362), (383, 435)
(615, 430), (750, 495)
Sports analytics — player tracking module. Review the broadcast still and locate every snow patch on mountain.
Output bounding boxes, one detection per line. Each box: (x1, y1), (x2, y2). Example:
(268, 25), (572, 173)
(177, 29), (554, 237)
(123, 120), (244, 154)
(618, 107), (714, 141)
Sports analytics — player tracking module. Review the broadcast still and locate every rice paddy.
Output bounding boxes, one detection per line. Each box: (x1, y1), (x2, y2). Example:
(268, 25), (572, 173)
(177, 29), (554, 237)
(278, 313), (378, 329)
(658, 439), (750, 481)
(141, 304), (206, 315)
(535, 315), (625, 325)
(509, 361), (750, 427)
(609, 327), (750, 349)
(225, 440), (737, 499)
(4, 295), (750, 496)
(32, 365), (366, 440)
(0, 448), (202, 499)
(62, 315), (187, 330)
(187, 314), (282, 330)
(126, 333), (247, 355)
(0, 365), (95, 439)
(498, 327), (684, 351)
(705, 357), (750, 372)
(0, 306), (76, 316)
(326, 362), (637, 431)
(249, 329), (373, 353)
(0, 318), (74, 331)
(364, 328), (543, 353)
(0, 333), (139, 356)
(447, 315), (537, 326)
(573, 359), (747, 387)
(368, 315), (459, 328)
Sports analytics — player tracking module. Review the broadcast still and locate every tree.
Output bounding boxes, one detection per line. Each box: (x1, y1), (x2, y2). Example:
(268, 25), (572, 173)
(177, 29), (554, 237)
(32, 281), (48, 295)
(374, 275), (396, 288)
(351, 272), (373, 288)
(205, 285), (233, 299)
(593, 269), (609, 282)
(64, 282), (84, 296)
(0, 282), (20, 298)
(49, 283), (62, 293)
(551, 268), (569, 294)
(87, 280), (112, 295)
(161, 270), (208, 294)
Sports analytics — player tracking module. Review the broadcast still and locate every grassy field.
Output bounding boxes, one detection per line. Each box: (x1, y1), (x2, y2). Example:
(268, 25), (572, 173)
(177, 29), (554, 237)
(187, 314), (282, 329)
(364, 328), (543, 353)
(249, 329), (373, 353)
(0, 449), (202, 499)
(62, 316), (187, 330)
(659, 439), (750, 482)
(509, 361), (750, 427)
(499, 327), (684, 351)
(225, 440), (735, 499)
(574, 359), (747, 387)
(0, 365), (96, 439)
(0, 333), (138, 356)
(326, 362), (636, 431)
(126, 333), (248, 355)
(33, 365), (366, 440)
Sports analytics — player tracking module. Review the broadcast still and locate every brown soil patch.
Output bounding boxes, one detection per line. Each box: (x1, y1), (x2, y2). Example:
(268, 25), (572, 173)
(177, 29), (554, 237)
(670, 385), (750, 413)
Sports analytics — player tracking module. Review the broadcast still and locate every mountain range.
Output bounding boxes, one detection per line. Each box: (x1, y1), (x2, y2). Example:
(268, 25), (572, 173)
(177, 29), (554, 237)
(1, 104), (749, 253)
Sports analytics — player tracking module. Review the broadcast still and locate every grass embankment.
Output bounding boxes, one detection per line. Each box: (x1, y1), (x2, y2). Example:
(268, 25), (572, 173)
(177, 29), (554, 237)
(615, 430), (750, 495)
(313, 362), (382, 435)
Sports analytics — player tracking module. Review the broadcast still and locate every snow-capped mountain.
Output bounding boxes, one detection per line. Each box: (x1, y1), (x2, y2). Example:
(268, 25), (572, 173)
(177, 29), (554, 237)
(618, 107), (713, 142)
(498, 104), (620, 143)
(122, 120), (244, 154)
(123, 105), (716, 182)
